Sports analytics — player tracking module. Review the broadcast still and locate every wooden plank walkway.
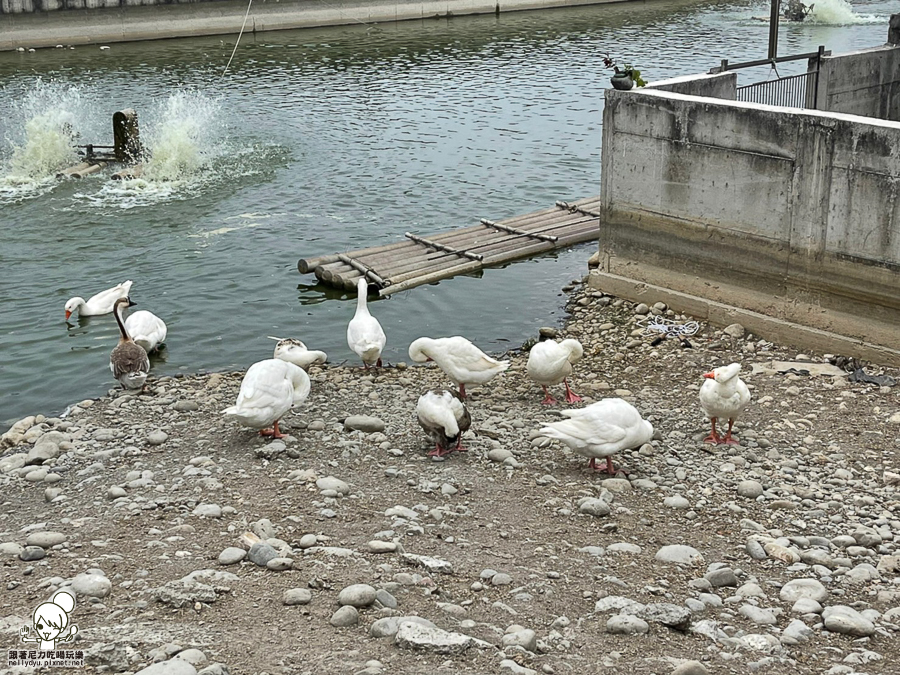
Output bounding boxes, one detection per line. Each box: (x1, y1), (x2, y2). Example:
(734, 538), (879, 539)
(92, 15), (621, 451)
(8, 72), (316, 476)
(297, 196), (601, 296)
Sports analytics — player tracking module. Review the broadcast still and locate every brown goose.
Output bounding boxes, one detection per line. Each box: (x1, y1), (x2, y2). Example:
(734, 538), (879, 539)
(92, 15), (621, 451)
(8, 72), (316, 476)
(416, 389), (472, 457)
(110, 297), (150, 391)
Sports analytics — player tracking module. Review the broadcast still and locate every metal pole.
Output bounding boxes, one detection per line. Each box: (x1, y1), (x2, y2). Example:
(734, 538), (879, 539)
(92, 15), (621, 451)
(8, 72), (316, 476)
(768, 0), (781, 60)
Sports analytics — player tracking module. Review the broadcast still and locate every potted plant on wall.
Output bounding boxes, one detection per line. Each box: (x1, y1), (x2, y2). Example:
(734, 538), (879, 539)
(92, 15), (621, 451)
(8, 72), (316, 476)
(602, 52), (647, 91)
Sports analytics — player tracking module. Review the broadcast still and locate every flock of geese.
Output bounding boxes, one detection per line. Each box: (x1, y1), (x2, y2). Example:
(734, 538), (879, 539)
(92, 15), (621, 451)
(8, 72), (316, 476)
(64, 277), (752, 471)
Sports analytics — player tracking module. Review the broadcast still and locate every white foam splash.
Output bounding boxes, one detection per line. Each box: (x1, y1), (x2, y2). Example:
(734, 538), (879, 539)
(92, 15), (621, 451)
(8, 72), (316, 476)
(0, 80), (88, 203)
(142, 90), (222, 182)
(807, 0), (882, 25)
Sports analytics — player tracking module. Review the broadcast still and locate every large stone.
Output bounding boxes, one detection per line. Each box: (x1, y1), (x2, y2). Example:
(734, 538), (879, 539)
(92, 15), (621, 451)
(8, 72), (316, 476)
(594, 596), (646, 613)
(705, 568), (738, 587)
(217, 547), (246, 566)
(26, 531), (67, 548)
(315, 476), (351, 495)
(330, 605), (359, 627)
(337, 584), (377, 607)
(282, 588), (312, 606)
(781, 618), (814, 645)
(606, 614), (649, 635)
(737, 480), (763, 498)
(394, 621), (476, 655)
(779, 578), (828, 604)
(655, 545), (704, 565)
(501, 628), (537, 652)
(71, 572), (112, 598)
(628, 603), (692, 631)
(247, 543), (278, 567)
(370, 616), (436, 638)
(156, 579), (217, 608)
(133, 659), (197, 675)
(578, 498), (610, 517)
(822, 605), (876, 637)
(26, 440), (60, 465)
(343, 415), (385, 433)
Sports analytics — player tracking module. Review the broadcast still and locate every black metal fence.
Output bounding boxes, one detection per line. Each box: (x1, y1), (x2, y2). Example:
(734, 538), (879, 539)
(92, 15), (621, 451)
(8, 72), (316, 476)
(710, 46), (829, 110)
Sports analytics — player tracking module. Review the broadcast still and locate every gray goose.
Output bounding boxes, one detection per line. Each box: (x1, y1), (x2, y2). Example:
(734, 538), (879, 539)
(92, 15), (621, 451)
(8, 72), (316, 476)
(416, 389), (471, 457)
(110, 297), (150, 391)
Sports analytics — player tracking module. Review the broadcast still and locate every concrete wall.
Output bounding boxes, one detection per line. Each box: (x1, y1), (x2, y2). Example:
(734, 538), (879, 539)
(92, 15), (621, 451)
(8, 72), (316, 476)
(647, 71), (736, 100)
(0, 0), (631, 50)
(814, 45), (900, 121)
(599, 87), (900, 356)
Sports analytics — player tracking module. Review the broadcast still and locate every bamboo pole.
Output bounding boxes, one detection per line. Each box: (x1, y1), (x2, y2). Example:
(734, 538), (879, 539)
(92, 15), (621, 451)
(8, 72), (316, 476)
(337, 254), (386, 287)
(356, 215), (595, 281)
(380, 259), (484, 296)
(382, 219), (598, 287)
(70, 162), (107, 178)
(56, 162), (92, 179)
(110, 163), (144, 180)
(298, 238), (412, 274)
(315, 260), (353, 283)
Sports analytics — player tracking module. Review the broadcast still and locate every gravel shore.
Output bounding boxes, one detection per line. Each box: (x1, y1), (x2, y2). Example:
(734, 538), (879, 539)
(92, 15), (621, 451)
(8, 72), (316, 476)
(1, 267), (899, 675)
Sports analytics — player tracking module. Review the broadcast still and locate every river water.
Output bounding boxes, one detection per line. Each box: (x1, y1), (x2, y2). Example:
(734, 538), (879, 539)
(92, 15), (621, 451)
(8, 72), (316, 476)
(0, 0), (892, 429)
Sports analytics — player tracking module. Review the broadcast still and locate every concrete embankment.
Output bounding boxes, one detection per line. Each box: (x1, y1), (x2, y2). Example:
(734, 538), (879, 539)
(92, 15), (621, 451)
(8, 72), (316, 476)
(1, 0), (629, 51)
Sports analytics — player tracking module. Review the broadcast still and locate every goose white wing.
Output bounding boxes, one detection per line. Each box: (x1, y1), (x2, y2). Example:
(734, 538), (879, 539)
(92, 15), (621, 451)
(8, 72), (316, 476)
(541, 415), (628, 453)
(431, 337), (509, 385)
(223, 360), (296, 427)
(347, 316), (386, 363)
(86, 280), (133, 315)
(527, 340), (573, 385)
(125, 310), (167, 353)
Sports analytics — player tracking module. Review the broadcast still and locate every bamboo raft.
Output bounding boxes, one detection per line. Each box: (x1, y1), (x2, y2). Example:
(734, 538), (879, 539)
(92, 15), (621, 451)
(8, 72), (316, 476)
(297, 196), (602, 297)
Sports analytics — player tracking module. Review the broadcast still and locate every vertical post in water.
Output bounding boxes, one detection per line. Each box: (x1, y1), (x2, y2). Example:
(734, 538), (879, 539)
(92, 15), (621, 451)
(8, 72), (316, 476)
(113, 109), (143, 163)
(768, 0), (781, 60)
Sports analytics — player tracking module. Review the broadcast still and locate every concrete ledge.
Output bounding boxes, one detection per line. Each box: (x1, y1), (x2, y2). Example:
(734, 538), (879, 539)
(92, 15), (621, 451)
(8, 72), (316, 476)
(0, 0), (632, 50)
(586, 268), (900, 367)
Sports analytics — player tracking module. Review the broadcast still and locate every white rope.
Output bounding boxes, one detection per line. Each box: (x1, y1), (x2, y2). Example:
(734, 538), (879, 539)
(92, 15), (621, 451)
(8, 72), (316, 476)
(221, 0), (254, 80)
(641, 315), (700, 338)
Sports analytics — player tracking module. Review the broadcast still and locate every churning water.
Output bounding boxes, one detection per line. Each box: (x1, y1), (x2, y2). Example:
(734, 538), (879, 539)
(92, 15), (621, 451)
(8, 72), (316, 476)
(0, 0), (894, 429)
(808, 0), (883, 25)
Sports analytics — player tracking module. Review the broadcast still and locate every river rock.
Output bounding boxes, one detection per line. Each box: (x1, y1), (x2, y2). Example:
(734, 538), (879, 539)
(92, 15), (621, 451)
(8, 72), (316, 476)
(370, 615), (436, 638)
(737, 480), (763, 498)
(247, 543), (278, 567)
(343, 415), (385, 433)
(133, 659), (197, 675)
(578, 498), (610, 517)
(316, 476), (350, 495)
(606, 614), (649, 635)
(655, 545), (704, 565)
(394, 621), (476, 655)
(218, 547), (246, 566)
(330, 605), (359, 627)
(337, 583), (377, 607)
(72, 572), (112, 598)
(283, 588), (312, 605)
(822, 605), (876, 636)
(26, 530), (68, 548)
(779, 578), (827, 604)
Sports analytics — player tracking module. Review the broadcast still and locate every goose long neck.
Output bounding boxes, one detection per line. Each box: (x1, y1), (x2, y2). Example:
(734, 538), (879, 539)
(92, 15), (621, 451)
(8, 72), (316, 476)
(356, 289), (370, 316)
(113, 303), (131, 341)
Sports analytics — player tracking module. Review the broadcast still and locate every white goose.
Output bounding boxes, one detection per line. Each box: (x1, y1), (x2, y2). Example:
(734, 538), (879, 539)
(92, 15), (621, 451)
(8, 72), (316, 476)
(527, 338), (584, 404)
(269, 337), (327, 371)
(699, 362), (751, 445)
(540, 398), (653, 474)
(347, 278), (386, 368)
(109, 297), (150, 391)
(65, 280), (133, 320)
(222, 359), (310, 439)
(125, 310), (167, 354)
(416, 390), (472, 457)
(408, 336), (509, 399)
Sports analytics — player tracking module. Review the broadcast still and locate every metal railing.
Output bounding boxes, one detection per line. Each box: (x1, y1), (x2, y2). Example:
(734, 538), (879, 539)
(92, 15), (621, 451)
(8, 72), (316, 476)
(709, 45), (829, 110)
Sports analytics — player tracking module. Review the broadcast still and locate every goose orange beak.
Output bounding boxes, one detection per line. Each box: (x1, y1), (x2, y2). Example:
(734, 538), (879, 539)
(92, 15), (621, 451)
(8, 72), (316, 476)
(703, 372), (715, 379)
(65, 310), (72, 320)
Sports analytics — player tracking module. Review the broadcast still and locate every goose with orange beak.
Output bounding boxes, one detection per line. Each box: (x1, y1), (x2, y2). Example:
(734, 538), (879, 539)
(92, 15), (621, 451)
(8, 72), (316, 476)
(699, 363), (751, 444)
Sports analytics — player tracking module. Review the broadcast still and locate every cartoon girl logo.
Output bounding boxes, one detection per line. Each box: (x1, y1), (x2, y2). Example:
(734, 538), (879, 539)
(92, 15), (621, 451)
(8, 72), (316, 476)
(20, 590), (79, 650)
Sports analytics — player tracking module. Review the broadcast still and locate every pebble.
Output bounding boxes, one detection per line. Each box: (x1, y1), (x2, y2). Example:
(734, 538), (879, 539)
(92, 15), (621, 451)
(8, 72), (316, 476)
(737, 480), (764, 498)
(282, 588), (312, 605)
(19, 546), (46, 561)
(578, 498), (610, 517)
(343, 415), (385, 433)
(655, 545), (704, 565)
(338, 583), (377, 607)
(217, 547), (246, 566)
(671, 662), (708, 675)
(822, 605), (876, 636)
(606, 614), (649, 635)
(192, 504), (222, 518)
(704, 567), (738, 587)
(316, 476), (350, 495)
(266, 557), (293, 571)
(330, 605), (359, 627)
(664, 495), (691, 509)
(147, 430), (169, 446)
(25, 531), (66, 548)
(370, 615), (435, 638)
(71, 572), (112, 598)
(247, 543), (278, 567)
(779, 578), (828, 603)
